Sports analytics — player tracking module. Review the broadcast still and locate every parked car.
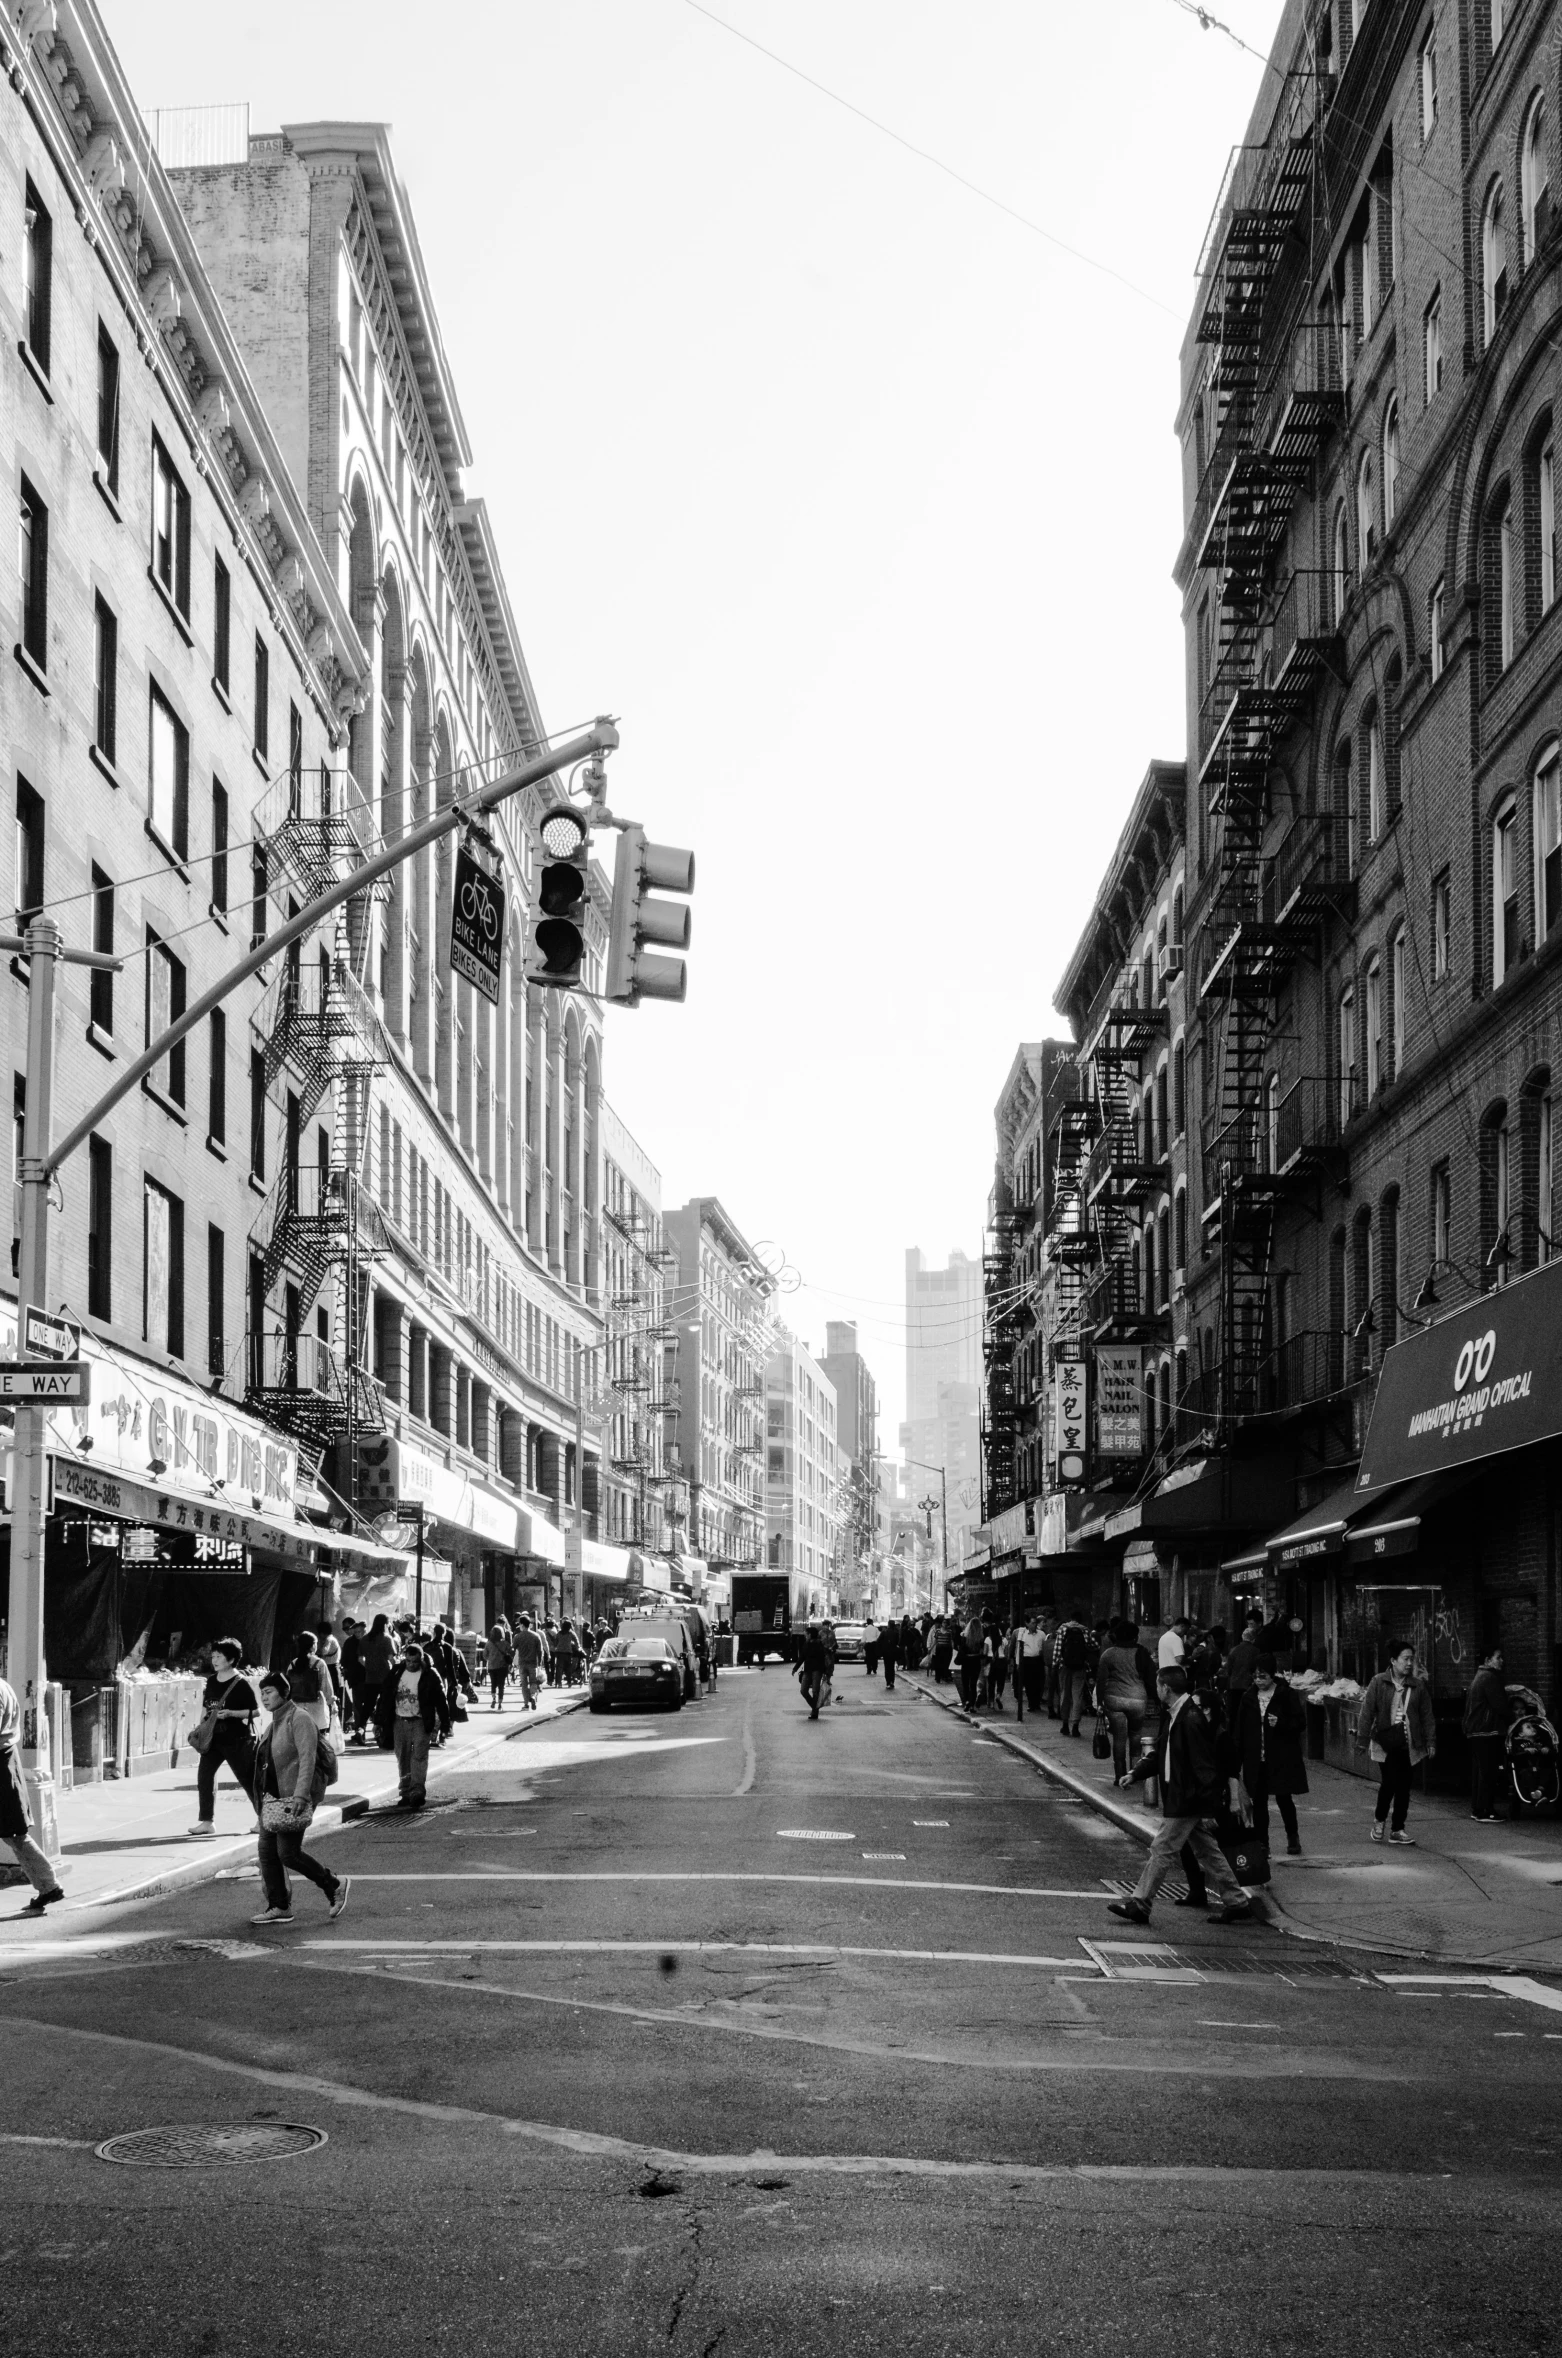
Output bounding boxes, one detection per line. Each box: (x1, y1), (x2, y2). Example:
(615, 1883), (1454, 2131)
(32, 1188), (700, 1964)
(589, 1636), (685, 1714)
(617, 1611), (700, 1700)
(831, 1621), (868, 1663)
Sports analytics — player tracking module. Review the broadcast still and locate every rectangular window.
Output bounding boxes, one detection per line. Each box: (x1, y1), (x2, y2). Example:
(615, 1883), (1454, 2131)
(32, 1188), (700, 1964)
(1367, 725), (1385, 841)
(145, 931), (186, 1106)
(148, 686), (189, 860)
(22, 180), (52, 374)
(143, 1178), (184, 1359)
(207, 1223), (225, 1379)
(87, 1134), (112, 1321)
(1420, 26), (1438, 140)
(1432, 1160), (1452, 1269)
(150, 437), (191, 617)
(211, 779), (228, 915)
(1424, 290), (1442, 405)
(1433, 870), (1451, 978)
(1495, 805), (1519, 984)
(1429, 577), (1445, 680)
(251, 845), (269, 949)
(93, 594), (118, 762)
(15, 776), (44, 925)
(213, 555), (231, 692)
(18, 473), (47, 670)
(1340, 987), (1357, 1127)
(208, 1007), (226, 1144)
(90, 866), (114, 1034)
(250, 1048), (266, 1179)
(96, 324), (120, 494)
(288, 700), (303, 808)
(253, 633), (269, 761)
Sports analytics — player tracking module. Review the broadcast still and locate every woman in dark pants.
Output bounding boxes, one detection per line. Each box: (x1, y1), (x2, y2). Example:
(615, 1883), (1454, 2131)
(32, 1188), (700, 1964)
(1355, 1642), (1436, 1844)
(188, 1639), (261, 1837)
(1236, 1655), (1309, 1855)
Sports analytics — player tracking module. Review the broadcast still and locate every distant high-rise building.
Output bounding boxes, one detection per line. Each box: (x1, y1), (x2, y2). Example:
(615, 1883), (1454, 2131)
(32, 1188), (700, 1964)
(819, 1320), (880, 1614)
(902, 1249), (982, 1576)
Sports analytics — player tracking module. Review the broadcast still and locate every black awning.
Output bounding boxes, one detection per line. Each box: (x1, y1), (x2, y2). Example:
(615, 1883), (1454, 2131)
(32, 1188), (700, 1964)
(1356, 1259), (1562, 1491)
(1344, 1466), (1481, 1567)
(1262, 1475), (1372, 1570)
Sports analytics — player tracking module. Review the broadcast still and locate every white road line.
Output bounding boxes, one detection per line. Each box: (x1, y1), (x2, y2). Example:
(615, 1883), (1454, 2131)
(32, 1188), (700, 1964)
(1378, 1973), (1562, 2015)
(292, 1938), (1089, 1967)
(776, 1830), (854, 1841)
(0, 2132), (94, 2148)
(333, 1872), (1110, 1897)
(0, 2016), (1416, 2159)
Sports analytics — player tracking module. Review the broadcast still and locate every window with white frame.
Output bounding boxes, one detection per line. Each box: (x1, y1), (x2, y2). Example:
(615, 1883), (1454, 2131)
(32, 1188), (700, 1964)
(1535, 744), (1562, 941)
(148, 686), (189, 861)
(1419, 23), (1438, 139)
(1493, 799), (1519, 984)
(1522, 95), (1550, 265)
(1340, 984), (1357, 1126)
(1382, 398), (1400, 530)
(1356, 449), (1375, 568)
(1483, 182), (1508, 345)
(1365, 958), (1383, 1095)
(1429, 577), (1445, 680)
(1424, 289), (1442, 405)
(1391, 926), (1406, 1078)
(1541, 1097), (1554, 1263)
(1433, 869), (1451, 978)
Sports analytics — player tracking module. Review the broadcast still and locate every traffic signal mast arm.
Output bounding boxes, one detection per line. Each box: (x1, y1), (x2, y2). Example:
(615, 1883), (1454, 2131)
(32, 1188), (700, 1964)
(46, 719), (619, 1178)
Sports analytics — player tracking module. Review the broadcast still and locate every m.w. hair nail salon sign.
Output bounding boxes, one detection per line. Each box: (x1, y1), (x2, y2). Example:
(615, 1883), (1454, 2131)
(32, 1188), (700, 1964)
(1356, 1261), (1562, 1491)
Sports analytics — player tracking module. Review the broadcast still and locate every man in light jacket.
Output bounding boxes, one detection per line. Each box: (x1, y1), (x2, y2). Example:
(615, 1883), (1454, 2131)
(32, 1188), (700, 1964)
(1109, 1667), (1252, 1925)
(1356, 1642), (1436, 1845)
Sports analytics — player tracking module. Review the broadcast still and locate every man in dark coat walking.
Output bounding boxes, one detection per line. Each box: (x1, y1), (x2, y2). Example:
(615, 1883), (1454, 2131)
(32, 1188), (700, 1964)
(1110, 1667), (1252, 1924)
(1463, 1644), (1510, 1821)
(879, 1613), (900, 1692)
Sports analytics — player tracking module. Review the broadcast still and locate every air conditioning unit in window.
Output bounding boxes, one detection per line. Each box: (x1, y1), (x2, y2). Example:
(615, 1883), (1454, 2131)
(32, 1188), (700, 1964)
(1159, 943), (1184, 985)
(1173, 1266), (1187, 1301)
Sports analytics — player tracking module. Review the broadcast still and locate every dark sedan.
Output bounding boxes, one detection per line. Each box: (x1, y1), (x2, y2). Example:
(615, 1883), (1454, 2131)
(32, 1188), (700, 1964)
(588, 1636), (686, 1714)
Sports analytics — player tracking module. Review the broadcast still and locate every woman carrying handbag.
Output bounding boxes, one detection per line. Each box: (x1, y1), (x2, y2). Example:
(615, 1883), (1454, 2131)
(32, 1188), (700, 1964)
(249, 1671), (350, 1927)
(188, 1638), (262, 1837)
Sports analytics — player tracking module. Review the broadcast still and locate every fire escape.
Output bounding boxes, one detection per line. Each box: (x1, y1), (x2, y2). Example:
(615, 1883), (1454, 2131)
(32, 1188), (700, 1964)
(1193, 91), (1346, 1438)
(245, 762), (390, 1475)
(1084, 990), (1170, 1344)
(1046, 1097), (1100, 1351)
(605, 1206), (678, 1545)
(981, 1184), (1018, 1520)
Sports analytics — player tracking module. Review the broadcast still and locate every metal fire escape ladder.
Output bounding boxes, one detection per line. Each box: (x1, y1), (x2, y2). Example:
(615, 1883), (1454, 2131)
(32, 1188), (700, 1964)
(1084, 995), (1169, 1338)
(981, 1198), (1019, 1521)
(1192, 100), (1344, 1441)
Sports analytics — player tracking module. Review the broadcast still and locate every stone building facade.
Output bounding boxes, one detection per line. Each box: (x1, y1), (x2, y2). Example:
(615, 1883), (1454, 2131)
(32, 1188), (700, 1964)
(664, 1198), (771, 1578)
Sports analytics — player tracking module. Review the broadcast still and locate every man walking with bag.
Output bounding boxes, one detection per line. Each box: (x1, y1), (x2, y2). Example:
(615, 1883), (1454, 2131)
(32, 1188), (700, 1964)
(1109, 1666), (1253, 1925)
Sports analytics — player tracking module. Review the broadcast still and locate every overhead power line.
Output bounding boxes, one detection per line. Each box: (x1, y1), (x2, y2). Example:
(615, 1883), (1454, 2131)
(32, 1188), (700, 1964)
(681, 0), (1181, 317)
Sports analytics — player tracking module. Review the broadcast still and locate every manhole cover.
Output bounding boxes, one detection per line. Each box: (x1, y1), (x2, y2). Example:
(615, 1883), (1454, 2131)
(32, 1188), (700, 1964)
(96, 2123), (327, 2167)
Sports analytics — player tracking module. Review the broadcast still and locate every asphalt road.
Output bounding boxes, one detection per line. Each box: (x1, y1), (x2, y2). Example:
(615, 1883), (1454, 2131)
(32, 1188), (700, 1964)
(3, 1665), (1561, 2357)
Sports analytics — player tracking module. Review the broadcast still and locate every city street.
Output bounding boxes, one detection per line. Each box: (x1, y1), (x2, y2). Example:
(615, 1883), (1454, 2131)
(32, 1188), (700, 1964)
(2, 1669), (1560, 2356)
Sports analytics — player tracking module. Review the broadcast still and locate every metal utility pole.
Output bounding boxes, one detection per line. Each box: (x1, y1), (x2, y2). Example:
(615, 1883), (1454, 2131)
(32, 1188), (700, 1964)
(9, 720), (616, 1853)
(905, 1453), (949, 1611)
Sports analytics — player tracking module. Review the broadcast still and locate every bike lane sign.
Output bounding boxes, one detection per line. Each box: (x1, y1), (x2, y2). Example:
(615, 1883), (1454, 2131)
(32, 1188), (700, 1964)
(451, 845), (505, 1006)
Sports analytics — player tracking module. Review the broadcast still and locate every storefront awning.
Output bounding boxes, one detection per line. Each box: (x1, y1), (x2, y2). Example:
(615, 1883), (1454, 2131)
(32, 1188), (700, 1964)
(1344, 1466), (1480, 1566)
(1357, 1258), (1562, 1490)
(1262, 1475), (1371, 1571)
(51, 1452), (318, 1564)
(1104, 1454), (1293, 1544)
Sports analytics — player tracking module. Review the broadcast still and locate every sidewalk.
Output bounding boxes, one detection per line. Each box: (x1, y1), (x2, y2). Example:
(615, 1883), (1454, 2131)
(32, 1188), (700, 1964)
(0, 1684), (588, 1930)
(907, 1672), (1562, 1975)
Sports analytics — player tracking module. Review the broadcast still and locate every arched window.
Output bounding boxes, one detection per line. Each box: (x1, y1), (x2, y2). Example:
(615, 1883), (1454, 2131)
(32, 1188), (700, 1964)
(1335, 739), (1357, 877)
(1482, 181), (1508, 345)
(1535, 743), (1561, 942)
(1355, 448), (1375, 567)
(1390, 924), (1406, 1079)
(1522, 94), (1550, 264)
(1365, 955), (1383, 1095)
(1380, 1189), (1400, 1350)
(1489, 488), (1516, 672)
(1382, 396), (1400, 529)
(1366, 711), (1385, 840)
(1493, 797), (1518, 983)
(1539, 430), (1557, 614)
(1174, 1184), (1188, 1272)
(1542, 1095), (1555, 1264)
(1157, 1204), (1171, 1309)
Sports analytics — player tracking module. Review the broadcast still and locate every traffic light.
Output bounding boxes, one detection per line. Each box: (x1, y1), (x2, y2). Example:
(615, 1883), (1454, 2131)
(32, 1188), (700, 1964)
(605, 825), (695, 1005)
(531, 805), (591, 989)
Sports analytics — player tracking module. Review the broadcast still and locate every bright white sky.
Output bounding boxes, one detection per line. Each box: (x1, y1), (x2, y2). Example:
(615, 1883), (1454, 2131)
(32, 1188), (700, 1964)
(111, 0), (1284, 1442)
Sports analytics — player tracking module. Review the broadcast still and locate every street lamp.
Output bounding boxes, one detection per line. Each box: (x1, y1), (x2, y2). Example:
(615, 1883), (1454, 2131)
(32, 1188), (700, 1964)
(902, 1455), (949, 1611)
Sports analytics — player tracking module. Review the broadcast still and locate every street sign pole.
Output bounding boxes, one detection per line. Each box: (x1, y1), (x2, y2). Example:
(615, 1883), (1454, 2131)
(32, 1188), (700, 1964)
(10, 918), (61, 1855)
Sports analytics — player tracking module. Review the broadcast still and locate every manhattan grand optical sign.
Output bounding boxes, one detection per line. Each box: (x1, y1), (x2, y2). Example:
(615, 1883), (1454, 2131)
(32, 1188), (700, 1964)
(1356, 1262), (1562, 1491)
